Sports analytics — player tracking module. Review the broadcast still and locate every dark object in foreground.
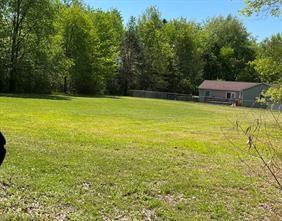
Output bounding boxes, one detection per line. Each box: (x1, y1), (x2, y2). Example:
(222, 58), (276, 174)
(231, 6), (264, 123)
(0, 132), (6, 166)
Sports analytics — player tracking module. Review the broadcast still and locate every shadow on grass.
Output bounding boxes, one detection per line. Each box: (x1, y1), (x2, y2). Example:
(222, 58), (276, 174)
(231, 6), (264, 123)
(0, 93), (72, 101)
(70, 94), (121, 99)
(0, 93), (122, 100)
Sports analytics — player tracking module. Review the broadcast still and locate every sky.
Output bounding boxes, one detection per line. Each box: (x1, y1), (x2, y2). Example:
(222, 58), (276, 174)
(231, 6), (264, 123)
(84, 0), (281, 42)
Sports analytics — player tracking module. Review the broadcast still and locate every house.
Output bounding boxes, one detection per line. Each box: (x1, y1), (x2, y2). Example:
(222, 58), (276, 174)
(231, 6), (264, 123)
(198, 80), (269, 107)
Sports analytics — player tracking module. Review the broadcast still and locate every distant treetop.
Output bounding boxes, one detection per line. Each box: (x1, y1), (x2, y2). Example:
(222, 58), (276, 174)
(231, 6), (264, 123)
(241, 0), (282, 17)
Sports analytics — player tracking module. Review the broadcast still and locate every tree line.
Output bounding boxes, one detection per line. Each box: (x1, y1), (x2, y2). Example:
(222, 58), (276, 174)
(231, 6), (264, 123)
(0, 0), (281, 101)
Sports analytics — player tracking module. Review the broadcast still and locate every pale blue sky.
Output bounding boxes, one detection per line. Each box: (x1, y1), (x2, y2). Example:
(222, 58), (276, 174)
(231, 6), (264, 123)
(84, 0), (281, 41)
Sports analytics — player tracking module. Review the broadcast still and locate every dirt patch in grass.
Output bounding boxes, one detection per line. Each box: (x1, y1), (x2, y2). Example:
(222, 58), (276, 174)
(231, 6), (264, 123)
(100, 207), (132, 221)
(142, 208), (159, 221)
(0, 180), (77, 220)
(156, 193), (186, 207)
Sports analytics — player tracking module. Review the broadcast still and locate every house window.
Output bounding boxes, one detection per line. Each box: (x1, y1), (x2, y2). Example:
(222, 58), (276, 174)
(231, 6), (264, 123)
(227, 92), (236, 99)
(205, 91), (210, 97)
(231, 92), (236, 99)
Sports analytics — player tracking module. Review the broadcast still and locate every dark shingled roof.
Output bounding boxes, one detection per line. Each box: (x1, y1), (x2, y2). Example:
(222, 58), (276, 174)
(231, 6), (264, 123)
(198, 80), (261, 91)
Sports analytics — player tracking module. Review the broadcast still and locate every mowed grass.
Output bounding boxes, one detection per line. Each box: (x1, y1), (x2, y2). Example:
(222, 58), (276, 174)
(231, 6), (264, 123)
(0, 94), (281, 220)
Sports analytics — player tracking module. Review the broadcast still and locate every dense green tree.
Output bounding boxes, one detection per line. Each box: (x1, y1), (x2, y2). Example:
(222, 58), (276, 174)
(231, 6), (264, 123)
(241, 1), (281, 103)
(251, 34), (282, 103)
(164, 19), (203, 93)
(90, 9), (124, 94)
(0, 0), (68, 93)
(0, 3), (9, 91)
(0, 1), (280, 97)
(202, 15), (258, 82)
(60, 2), (102, 94)
(117, 16), (142, 95)
(137, 7), (173, 91)
(59, 2), (123, 94)
(251, 33), (282, 83)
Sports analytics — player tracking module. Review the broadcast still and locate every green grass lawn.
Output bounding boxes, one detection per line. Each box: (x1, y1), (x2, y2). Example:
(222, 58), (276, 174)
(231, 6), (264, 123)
(0, 94), (281, 220)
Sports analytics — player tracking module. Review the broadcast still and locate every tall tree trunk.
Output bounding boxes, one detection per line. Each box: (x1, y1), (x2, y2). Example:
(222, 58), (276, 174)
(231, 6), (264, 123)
(9, 0), (22, 92)
(123, 77), (128, 96)
(64, 76), (68, 93)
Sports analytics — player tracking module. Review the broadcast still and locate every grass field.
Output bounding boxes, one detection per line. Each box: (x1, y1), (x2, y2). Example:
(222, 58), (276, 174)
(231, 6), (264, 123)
(0, 94), (281, 220)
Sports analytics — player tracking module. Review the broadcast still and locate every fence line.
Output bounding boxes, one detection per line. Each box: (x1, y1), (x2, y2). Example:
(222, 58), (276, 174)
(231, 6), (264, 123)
(129, 90), (281, 110)
(128, 90), (193, 102)
(198, 95), (281, 110)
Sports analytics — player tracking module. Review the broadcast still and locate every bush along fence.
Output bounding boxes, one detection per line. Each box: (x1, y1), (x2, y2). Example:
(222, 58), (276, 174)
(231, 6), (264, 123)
(128, 90), (193, 102)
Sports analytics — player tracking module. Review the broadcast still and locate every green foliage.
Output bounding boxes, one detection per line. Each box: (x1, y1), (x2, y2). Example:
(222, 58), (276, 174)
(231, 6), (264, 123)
(0, 0), (60, 93)
(251, 33), (282, 83)
(137, 6), (173, 91)
(59, 3), (123, 94)
(117, 16), (142, 95)
(90, 9), (124, 94)
(202, 15), (258, 82)
(262, 83), (282, 103)
(0, 1), (280, 96)
(164, 19), (203, 93)
(60, 3), (103, 94)
(252, 57), (281, 82)
(241, 0), (282, 17)
(133, 7), (204, 94)
(251, 34), (282, 103)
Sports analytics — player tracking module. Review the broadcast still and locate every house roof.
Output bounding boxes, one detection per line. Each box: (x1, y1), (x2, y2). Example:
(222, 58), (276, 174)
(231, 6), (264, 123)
(198, 80), (261, 92)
